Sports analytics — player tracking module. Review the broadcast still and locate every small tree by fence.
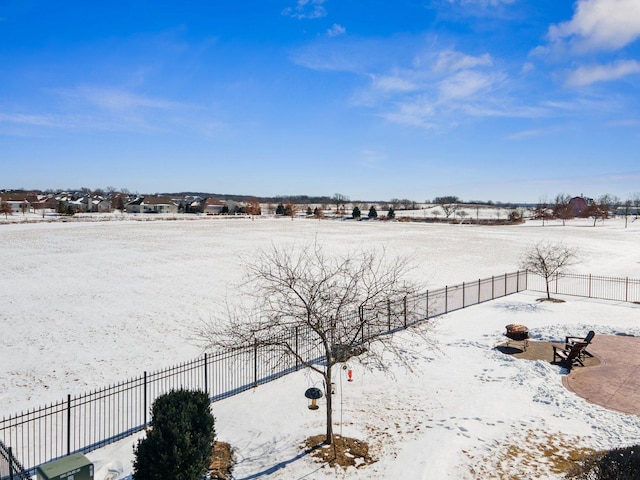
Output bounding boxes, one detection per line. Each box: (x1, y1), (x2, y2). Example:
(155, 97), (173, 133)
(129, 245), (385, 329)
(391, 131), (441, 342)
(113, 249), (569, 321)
(1, 271), (638, 475)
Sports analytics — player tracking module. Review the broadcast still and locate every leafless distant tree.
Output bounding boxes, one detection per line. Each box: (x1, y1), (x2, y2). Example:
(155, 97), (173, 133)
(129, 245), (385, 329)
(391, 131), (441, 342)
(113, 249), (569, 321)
(520, 241), (578, 300)
(553, 193), (574, 226)
(584, 201), (608, 226)
(533, 197), (551, 226)
(434, 196), (460, 219)
(597, 194), (621, 221)
(0, 201), (12, 219)
(284, 202), (297, 220)
(333, 193), (349, 215)
(245, 198), (261, 217)
(200, 242), (426, 445)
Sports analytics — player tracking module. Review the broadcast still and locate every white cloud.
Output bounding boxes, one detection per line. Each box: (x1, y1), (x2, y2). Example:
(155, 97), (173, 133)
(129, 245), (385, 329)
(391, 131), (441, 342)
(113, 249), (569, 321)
(433, 50), (493, 73)
(370, 74), (418, 93)
(282, 0), (326, 20)
(327, 23), (346, 37)
(521, 62), (535, 74)
(55, 86), (180, 111)
(566, 60), (640, 86)
(380, 99), (438, 128)
(368, 48), (509, 127)
(548, 0), (640, 51)
(438, 70), (499, 100)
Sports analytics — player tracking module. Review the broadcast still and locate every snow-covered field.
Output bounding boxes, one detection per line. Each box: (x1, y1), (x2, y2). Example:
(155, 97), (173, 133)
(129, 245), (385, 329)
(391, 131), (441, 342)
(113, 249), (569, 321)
(1, 217), (639, 478)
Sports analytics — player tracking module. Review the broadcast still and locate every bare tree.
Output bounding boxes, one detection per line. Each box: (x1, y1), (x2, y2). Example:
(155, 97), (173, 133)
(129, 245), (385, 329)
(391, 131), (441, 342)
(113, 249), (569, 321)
(0, 201), (12, 219)
(533, 197), (551, 226)
(584, 201), (607, 226)
(597, 194), (621, 221)
(520, 241), (578, 300)
(553, 193), (574, 226)
(200, 243), (424, 446)
(245, 198), (262, 218)
(332, 193), (349, 215)
(284, 202), (297, 220)
(434, 196), (460, 219)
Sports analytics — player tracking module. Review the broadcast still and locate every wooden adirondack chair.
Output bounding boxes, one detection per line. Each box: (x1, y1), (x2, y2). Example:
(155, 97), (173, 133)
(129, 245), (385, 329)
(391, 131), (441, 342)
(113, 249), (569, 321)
(565, 330), (595, 360)
(553, 341), (588, 369)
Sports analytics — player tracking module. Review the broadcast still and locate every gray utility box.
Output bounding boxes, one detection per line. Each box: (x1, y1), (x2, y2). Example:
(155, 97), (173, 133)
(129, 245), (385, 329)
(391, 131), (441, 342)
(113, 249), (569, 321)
(36, 453), (93, 480)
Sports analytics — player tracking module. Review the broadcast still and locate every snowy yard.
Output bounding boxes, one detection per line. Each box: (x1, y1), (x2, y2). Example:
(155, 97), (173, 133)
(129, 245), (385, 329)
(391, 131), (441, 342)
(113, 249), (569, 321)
(1, 217), (639, 478)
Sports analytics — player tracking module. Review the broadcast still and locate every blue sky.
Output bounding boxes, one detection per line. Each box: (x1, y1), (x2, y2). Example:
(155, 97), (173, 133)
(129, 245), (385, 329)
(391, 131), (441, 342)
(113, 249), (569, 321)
(1, 0), (639, 202)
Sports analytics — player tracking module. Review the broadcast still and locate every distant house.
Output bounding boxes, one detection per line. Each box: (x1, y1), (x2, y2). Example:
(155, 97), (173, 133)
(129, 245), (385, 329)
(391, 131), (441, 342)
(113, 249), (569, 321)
(569, 196), (593, 215)
(88, 196), (111, 213)
(125, 196), (179, 214)
(225, 200), (245, 214)
(0, 193), (37, 214)
(202, 197), (226, 215)
(33, 195), (59, 213)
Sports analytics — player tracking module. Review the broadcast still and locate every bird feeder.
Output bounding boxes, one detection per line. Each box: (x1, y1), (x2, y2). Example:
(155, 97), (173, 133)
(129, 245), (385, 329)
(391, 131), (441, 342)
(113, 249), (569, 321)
(304, 387), (323, 410)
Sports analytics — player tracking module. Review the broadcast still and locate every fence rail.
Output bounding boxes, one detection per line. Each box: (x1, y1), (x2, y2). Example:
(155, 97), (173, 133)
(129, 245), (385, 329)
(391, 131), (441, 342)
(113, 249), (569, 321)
(2, 270), (636, 475)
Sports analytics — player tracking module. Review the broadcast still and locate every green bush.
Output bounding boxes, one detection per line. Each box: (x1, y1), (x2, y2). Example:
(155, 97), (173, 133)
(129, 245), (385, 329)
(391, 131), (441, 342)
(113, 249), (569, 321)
(133, 389), (215, 480)
(568, 445), (640, 480)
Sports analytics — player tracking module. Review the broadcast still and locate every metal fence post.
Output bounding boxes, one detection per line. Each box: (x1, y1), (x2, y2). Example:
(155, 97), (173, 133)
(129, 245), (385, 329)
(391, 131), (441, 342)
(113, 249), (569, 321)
(462, 282), (466, 307)
(478, 279), (481, 303)
(67, 394), (72, 455)
(295, 327), (300, 371)
(626, 277), (629, 302)
(143, 371), (147, 427)
(445, 286), (448, 313)
(253, 340), (258, 387)
(204, 354), (208, 396)
(403, 296), (407, 328)
(491, 276), (495, 299)
(426, 290), (429, 320)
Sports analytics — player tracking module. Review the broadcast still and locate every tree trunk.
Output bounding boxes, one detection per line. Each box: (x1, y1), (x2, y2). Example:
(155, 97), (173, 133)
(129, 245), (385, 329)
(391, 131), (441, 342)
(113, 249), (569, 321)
(324, 365), (333, 445)
(545, 277), (551, 299)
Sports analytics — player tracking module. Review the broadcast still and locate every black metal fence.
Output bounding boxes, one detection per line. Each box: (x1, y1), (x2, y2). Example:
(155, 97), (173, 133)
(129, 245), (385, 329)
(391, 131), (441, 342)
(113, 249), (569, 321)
(0, 440), (30, 480)
(526, 273), (640, 303)
(9, 270), (638, 476)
